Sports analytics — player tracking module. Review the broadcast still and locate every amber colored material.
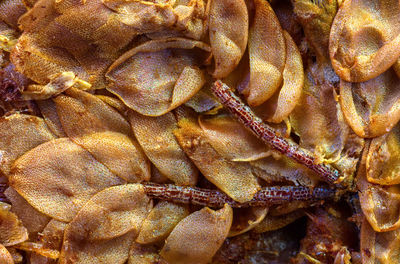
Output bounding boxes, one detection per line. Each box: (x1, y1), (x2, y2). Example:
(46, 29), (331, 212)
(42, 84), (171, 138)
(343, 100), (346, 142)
(4, 187), (50, 235)
(174, 111), (261, 203)
(106, 38), (209, 116)
(129, 111), (198, 186)
(340, 68), (400, 138)
(2, 0), (400, 262)
(244, 0), (286, 106)
(262, 31), (304, 123)
(330, 0), (400, 82)
(367, 124), (400, 185)
(160, 204), (233, 264)
(0, 206), (28, 246)
(9, 138), (125, 222)
(209, 0), (248, 79)
(59, 184), (152, 264)
(360, 218), (400, 263)
(228, 207), (268, 237)
(136, 201), (189, 244)
(0, 244), (14, 264)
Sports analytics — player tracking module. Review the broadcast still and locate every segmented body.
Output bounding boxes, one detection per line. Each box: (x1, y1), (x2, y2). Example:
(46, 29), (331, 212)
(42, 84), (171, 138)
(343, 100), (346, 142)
(143, 183), (335, 208)
(211, 80), (341, 185)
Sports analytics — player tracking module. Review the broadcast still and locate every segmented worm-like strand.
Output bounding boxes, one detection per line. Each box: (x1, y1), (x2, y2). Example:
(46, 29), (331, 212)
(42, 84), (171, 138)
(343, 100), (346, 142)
(211, 80), (341, 185)
(143, 183), (335, 208)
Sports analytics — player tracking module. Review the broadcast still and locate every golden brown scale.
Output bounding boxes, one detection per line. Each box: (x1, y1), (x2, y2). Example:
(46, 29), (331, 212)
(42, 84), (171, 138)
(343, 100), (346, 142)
(1, 0), (400, 263)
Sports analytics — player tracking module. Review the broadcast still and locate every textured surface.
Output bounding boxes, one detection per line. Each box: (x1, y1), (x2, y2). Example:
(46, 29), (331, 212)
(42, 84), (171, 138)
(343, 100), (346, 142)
(2, 0), (399, 262)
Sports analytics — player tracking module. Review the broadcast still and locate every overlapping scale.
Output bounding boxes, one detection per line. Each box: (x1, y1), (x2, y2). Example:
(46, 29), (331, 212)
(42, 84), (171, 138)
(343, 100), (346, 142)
(59, 184), (152, 264)
(330, 0), (400, 82)
(208, 0), (248, 79)
(243, 0), (286, 107)
(174, 112), (260, 203)
(9, 138), (125, 222)
(339, 68), (400, 138)
(106, 38), (209, 116)
(160, 204), (233, 264)
(129, 111), (198, 185)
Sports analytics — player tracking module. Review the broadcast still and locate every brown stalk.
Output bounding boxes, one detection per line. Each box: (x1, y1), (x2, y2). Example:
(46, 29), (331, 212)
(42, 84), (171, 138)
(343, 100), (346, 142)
(211, 80), (342, 185)
(142, 182), (335, 208)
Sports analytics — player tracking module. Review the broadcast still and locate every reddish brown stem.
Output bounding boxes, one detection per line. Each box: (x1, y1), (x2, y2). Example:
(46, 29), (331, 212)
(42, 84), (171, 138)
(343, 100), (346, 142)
(143, 183), (335, 208)
(211, 80), (341, 185)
